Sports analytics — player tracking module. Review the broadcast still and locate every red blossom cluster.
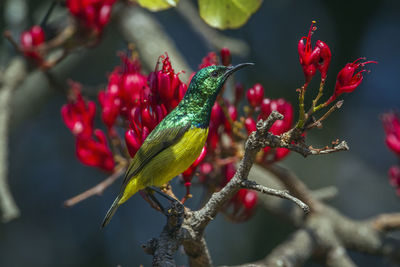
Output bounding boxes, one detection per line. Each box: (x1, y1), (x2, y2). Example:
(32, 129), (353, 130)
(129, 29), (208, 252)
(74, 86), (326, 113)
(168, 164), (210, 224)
(298, 21), (331, 83)
(245, 88), (294, 162)
(382, 112), (400, 195)
(14, 0), (117, 69)
(62, 53), (189, 172)
(98, 53), (149, 130)
(20, 25), (46, 65)
(62, 83), (115, 171)
(120, 53), (187, 157)
(67, 0), (116, 33)
(297, 21), (375, 106)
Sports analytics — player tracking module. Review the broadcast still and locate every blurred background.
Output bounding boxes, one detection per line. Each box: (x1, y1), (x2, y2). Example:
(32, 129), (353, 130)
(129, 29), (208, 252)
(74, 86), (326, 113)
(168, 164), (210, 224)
(0, 0), (399, 266)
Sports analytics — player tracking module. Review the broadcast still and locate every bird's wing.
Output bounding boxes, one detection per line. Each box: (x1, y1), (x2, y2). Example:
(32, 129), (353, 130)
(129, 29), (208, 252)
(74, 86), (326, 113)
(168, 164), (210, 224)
(121, 123), (191, 188)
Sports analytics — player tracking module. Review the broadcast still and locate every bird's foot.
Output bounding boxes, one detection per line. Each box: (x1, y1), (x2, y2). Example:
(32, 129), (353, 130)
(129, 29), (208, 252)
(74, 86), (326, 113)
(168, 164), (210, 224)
(165, 201), (185, 233)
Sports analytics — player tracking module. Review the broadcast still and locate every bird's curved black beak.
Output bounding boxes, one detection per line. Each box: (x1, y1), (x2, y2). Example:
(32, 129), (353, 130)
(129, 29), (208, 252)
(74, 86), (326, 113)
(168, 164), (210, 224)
(224, 62), (254, 78)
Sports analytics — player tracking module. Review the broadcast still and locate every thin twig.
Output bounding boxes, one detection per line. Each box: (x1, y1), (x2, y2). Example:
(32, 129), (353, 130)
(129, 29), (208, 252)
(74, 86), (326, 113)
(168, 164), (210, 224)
(371, 213), (400, 232)
(241, 180), (310, 213)
(63, 165), (126, 207)
(307, 100), (344, 129)
(262, 164), (320, 212)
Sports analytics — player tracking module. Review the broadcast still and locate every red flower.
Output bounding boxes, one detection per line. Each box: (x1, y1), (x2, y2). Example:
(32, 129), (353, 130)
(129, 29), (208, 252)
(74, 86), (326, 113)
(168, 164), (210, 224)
(99, 53), (149, 128)
(98, 80), (121, 129)
(244, 117), (257, 134)
(20, 25), (46, 63)
(224, 102), (237, 134)
(149, 53), (186, 111)
(124, 105), (154, 158)
(76, 129), (115, 171)
(298, 21), (331, 83)
(260, 98), (293, 134)
(326, 58), (376, 105)
(198, 162), (213, 183)
(66, 0), (116, 33)
(220, 47), (231, 66)
(207, 102), (225, 149)
(125, 128), (143, 158)
(61, 83), (96, 139)
(246, 83), (264, 108)
(236, 189), (258, 210)
(259, 98), (293, 162)
(199, 52), (219, 69)
(382, 112), (400, 155)
(182, 146), (207, 180)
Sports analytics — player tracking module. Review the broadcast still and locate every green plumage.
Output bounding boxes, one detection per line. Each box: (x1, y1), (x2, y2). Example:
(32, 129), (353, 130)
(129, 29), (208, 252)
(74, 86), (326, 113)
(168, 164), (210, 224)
(101, 63), (253, 228)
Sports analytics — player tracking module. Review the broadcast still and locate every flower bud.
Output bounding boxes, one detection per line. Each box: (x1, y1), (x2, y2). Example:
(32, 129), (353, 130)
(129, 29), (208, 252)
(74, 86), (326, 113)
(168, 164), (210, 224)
(315, 40), (331, 80)
(220, 47), (231, 66)
(210, 102), (225, 127)
(244, 117), (257, 134)
(125, 129), (142, 157)
(327, 58), (376, 104)
(76, 129), (115, 171)
(246, 83), (264, 107)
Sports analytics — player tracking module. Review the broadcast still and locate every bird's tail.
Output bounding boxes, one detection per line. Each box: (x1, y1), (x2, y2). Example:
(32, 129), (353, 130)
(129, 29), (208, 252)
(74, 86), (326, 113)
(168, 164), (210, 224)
(101, 196), (121, 228)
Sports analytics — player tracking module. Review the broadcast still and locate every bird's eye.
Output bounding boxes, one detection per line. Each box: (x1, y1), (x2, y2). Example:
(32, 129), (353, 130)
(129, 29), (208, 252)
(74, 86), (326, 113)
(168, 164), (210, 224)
(210, 70), (218, 78)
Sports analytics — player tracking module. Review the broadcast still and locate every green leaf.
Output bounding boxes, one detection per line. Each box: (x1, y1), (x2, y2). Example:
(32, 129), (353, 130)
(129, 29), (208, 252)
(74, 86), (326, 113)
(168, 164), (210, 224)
(136, 0), (180, 11)
(198, 0), (262, 29)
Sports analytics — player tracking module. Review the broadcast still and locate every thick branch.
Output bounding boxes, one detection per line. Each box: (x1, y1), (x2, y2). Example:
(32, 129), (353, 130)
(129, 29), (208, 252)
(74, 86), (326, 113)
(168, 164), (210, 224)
(117, 6), (193, 81)
(371, 213), (400, 232)
(176, 0), (250, 56)
(230, 167), (400, 267)
(142, 202), (185, 267)
(0, 58), (27, 222)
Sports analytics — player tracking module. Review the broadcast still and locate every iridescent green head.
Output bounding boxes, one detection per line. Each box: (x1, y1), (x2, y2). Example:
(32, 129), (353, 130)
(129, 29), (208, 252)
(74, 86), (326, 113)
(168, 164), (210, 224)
(185, 63), (254, 100)
(176, 63), (253, 128)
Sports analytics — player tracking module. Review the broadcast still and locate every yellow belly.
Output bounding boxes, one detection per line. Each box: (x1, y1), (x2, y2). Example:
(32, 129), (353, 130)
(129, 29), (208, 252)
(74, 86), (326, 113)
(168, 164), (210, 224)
(119, 127), (208, 204)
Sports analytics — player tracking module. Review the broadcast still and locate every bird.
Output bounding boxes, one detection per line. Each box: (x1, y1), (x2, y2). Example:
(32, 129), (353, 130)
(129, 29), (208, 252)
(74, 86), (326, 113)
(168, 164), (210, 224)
(101, 63), (253, 228)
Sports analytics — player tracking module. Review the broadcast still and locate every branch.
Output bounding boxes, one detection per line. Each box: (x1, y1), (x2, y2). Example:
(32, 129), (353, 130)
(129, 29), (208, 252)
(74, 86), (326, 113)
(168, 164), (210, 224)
(307, 100), (344, 129)
(0, 58), (27, 222)
(241, 180), (309, 213)
(63, 165), (126, 207)
(190, 111), (309, 232)
(287, 140), (349, 157)
(192, 111), (284, 230)
(116, 5), (193, 81)
(142, 202), (184, 267)
(141, 112), (310, 266)
(176, 0), (250, 56)
(371, 213), (400, 232)
(231, 167), (400, 267)
(261, 163), (321, 212)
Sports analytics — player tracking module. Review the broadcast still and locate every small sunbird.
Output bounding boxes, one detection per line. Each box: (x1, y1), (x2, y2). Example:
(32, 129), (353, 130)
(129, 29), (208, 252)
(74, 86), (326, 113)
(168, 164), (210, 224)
(101, 63), (253, 228)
